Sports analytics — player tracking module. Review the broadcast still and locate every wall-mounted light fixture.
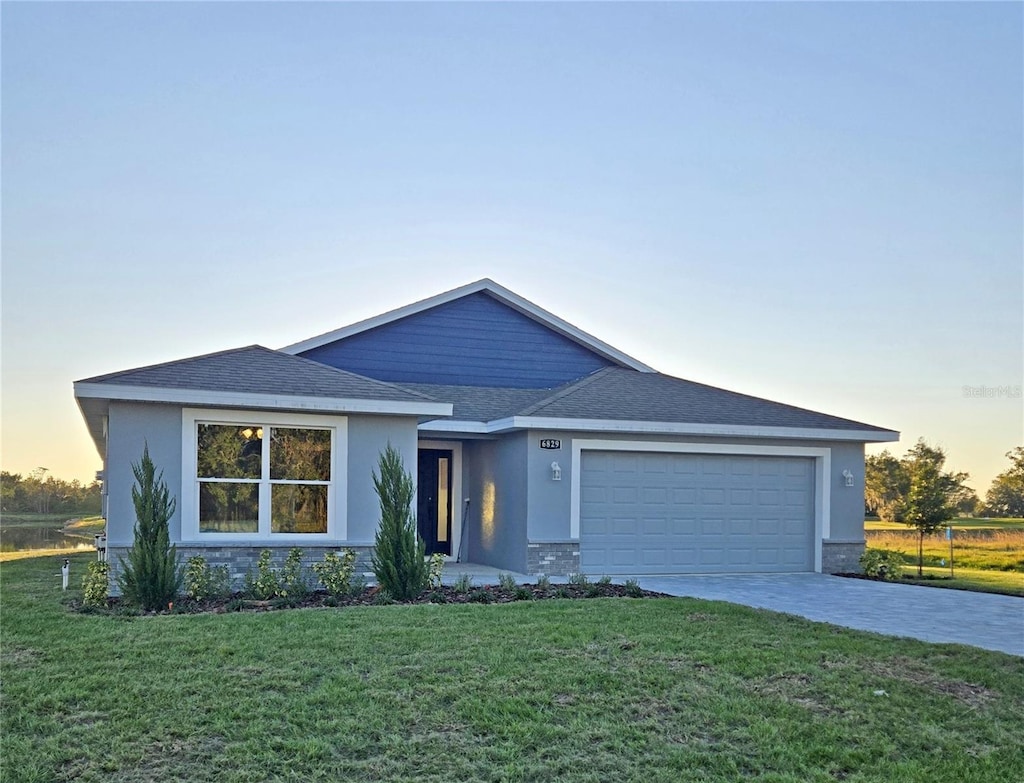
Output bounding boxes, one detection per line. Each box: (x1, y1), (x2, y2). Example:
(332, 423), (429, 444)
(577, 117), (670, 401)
(551, 461), (562, 481)
(842, 469), (854, 487)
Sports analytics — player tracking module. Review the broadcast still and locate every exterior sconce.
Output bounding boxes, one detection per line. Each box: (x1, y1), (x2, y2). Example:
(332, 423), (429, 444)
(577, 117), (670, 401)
(551, 462), (562, 481)
(842, 470), (854, 487)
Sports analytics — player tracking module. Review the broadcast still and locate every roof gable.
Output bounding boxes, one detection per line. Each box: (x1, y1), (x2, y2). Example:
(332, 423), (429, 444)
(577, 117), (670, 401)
(282, 279), (653, 389)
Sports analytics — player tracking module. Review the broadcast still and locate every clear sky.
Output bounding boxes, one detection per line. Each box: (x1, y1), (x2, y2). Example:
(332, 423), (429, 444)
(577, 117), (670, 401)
(2, 2), (1021, 496)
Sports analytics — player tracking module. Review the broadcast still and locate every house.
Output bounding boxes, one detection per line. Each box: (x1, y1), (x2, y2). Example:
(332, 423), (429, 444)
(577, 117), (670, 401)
(74, 279), (898, 586)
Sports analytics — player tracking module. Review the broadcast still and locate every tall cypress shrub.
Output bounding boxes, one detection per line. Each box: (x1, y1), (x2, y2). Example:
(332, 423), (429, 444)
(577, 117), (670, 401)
(118, 445), (183, 610)
(370, 444), (427, 600)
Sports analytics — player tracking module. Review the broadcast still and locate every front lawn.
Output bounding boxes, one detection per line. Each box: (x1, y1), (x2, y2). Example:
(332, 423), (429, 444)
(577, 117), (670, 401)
(2, 553), (1022, 783)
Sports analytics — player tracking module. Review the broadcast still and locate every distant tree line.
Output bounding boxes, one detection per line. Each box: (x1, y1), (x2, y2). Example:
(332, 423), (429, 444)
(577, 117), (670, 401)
(866, 441), (1024, 521)
(0, 469), (101, 515)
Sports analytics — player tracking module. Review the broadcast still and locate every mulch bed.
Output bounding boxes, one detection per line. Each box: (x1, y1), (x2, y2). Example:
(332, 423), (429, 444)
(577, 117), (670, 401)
(87, 581), (671, 616)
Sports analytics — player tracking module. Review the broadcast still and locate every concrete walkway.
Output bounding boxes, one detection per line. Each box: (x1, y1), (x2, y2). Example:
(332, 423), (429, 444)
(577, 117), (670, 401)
(632, 573), (1024, 657)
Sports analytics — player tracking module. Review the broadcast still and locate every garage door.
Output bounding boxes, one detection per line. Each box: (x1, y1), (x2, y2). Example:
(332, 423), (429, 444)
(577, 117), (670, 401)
(580, 451), (815, 575)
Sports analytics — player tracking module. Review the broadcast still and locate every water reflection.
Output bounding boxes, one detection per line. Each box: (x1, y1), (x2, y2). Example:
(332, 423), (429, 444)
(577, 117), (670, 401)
(0, 525), (95, 553)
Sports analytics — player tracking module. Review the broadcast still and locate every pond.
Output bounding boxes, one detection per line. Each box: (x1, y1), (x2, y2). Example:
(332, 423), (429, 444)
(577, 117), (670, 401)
(0, 524), (96, 553)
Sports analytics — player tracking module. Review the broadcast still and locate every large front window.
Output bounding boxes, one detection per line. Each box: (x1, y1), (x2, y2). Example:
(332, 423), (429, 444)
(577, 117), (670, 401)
(184, 410), (342, 539)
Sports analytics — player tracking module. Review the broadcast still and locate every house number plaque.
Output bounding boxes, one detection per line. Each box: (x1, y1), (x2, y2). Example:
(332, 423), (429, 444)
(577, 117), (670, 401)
(540, 439), (561, 450)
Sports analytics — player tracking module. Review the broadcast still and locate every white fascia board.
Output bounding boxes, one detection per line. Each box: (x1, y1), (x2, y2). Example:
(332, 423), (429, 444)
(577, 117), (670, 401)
(418, 419), (490, 434)
(443, 414), (898, 442)
(278, 278), (655, 372)
(73, 382), (453, 417)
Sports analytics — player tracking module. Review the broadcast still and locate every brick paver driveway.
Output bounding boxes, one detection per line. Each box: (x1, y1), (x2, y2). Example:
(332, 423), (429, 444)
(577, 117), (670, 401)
(633, 573), (1023, 656)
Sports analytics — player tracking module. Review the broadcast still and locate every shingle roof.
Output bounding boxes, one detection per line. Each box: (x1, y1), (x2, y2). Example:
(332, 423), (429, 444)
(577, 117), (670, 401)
(401, 368), (893, 433)
(396, 383), (551, 421)
(77, 345), (438, 403)
(514, 367), (892, 431)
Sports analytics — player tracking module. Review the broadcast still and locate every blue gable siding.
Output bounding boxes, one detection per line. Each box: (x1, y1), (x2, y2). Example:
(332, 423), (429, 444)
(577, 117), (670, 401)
(299, 292), (615, 388)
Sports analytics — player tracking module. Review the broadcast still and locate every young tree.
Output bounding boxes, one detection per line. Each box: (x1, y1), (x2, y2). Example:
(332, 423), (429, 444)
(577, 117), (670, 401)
(903, 458), (955, 576)
(370, 444), (427, 601)
(984, 447), (1024, 518)
(118, 445), (183, 610)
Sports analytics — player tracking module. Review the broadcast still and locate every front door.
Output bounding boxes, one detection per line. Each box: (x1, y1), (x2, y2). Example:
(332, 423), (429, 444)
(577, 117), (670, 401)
(417, 449), (453, 556)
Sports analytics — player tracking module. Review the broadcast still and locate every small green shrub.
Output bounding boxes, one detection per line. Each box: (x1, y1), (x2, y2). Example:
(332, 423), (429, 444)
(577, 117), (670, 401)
(82, 561), (109, 607)
(514, 586), (534, 601)
(597, 575), (612, 585)
(427, 553), (446, 589)
(453, 573), (474, 593)
(585, 582), (604, 598)
(428, 590), (448, 604)
(468, 588), (494, 604)
(373, 588), (395, 606)
(312, 549), (359, 597)
(568, 572), (589, 586)
(555, 586), (570, 599)
(498, 572), (517, 590)
(245, 550), (281, 600)
(860, 548), (904, 582)
(624, 578), (643, 598)
(280, 548), (310, 599)
(184, 556), (231, 601)
(536, 574), (551, 590)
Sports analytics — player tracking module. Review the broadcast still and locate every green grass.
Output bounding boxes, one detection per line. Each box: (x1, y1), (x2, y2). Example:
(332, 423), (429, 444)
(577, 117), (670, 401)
(865, 517), (1024, 532)
(3, 553), (1023, 783)
(896, 567), (1024, 596)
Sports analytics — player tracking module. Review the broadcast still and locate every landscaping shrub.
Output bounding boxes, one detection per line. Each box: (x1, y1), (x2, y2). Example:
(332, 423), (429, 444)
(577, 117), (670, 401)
(370, 445), (427, 601)
(184, 556), (230, 602)
(118, 446), (183, 611)
(860, 548), (904, 581)
(245, 550), (281, 600)
(468, 588), (494, 604)
(312, 549), (360, 597)
(427, 552), (446, 589)
(498, 572), (517, 590)
(280, 548), (310, 599)
(81, 561), (109, 607)
(624, 578), (643, 598)
(453, 573), (474, 593)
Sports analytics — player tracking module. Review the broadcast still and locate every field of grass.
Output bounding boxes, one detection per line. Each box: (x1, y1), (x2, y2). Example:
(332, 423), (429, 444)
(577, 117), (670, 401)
(865, 529), (1024, 573)
(2, 553), (1023, 783)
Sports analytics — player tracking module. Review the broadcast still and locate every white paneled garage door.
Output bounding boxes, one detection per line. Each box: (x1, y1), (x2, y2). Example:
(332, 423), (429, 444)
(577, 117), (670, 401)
(580, 451), (815, 575)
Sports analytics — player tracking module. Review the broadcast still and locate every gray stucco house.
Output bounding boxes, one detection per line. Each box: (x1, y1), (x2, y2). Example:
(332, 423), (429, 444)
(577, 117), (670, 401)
(74, 279), (898, 585)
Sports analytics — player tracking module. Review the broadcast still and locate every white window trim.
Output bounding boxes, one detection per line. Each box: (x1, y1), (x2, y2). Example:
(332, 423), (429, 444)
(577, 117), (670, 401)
(569, 439), (831, 573)
(419, 440), (464, 562)
(181, 408), (348, 543)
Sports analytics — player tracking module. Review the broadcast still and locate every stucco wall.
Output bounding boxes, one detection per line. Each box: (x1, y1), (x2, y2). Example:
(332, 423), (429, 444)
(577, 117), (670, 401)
(106, 402), (183, 546)
(346, 415), (419, 544)
(103, 402), (418, 548)
(463, 434), (528, 572)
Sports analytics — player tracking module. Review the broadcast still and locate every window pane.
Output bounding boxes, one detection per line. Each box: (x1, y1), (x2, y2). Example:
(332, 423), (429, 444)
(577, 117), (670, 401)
(270, 428), (331, 481)
(271, 484), (328, 534)
(199, 482), (259, 533)
(197, 424), (262, 479)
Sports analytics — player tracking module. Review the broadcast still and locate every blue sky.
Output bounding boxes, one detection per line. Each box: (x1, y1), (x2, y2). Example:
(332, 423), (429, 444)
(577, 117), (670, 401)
(2, 2), (1021, 495)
